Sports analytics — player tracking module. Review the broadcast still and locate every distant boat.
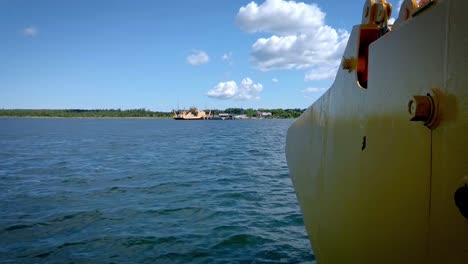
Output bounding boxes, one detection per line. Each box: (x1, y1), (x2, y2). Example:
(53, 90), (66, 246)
(173, 107), (208, 120)
(212, 113), (232, 120)
(208, 113), (235, 120)
(233, 114), (249, 120)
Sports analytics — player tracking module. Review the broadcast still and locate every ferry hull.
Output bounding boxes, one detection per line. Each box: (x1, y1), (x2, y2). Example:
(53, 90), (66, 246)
(173, 117), (206, 120)
(286, 0), (468, 263)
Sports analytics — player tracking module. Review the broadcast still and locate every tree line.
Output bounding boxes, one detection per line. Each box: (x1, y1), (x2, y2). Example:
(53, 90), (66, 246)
(219, 108), (305, 119)
(0, 108), (306, 119)
(0, 109), (171, 118)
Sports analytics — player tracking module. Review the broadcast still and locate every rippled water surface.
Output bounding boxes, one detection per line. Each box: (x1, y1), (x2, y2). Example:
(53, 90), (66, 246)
(0, 118), (313, 263)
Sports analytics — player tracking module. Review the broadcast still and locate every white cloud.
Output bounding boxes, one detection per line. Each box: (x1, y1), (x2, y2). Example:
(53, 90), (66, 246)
(302, 87), (327, 98)
(237, 0), (349, 80)
(207, 78), (263, 100)
(250, 29), (348, 73)
(21, 26), (38, 37)
(237, 0), (324, 35)
(272, 78), (279, 83)
(304, 60), (341, 81)
(302, 87), (326, 93)
(222, 52), (233, 65)
(186, 51), (209, 66)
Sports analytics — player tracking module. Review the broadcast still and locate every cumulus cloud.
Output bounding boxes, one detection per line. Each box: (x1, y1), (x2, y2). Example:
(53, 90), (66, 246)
(272, 78), (279, 83)
(207, 78), (263, 100)
(186, 51), (209, 66)
(21, 26), (38, 37)
(250, 29), (348, 72)
(237, 0), (324, 35)
(236, 0), (349, 80)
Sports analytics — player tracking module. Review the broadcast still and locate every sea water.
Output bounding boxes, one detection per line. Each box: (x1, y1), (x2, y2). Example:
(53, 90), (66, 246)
(0, 118), (313, 263)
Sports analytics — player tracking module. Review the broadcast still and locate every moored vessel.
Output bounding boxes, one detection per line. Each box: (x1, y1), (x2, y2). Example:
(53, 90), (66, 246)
(286, 0), (468, 263)
(173, 107), (209, 120)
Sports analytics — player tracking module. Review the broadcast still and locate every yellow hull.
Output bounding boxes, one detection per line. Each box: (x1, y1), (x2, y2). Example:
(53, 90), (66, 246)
(173, 117), (206, 120)
(286, 0), (468, 263)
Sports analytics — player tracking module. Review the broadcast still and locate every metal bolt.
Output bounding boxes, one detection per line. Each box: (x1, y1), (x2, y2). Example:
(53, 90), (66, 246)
(408, 95), (434, 122)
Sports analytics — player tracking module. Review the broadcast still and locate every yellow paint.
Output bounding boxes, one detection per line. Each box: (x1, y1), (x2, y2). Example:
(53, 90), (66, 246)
(286, 0), (468, 263)
(394, 0), (419, 28)
(361, 0), (392, 25)
(173, 107), (208, 120)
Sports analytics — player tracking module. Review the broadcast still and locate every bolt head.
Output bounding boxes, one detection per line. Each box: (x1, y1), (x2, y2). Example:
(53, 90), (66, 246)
(408, 95), (433, 122)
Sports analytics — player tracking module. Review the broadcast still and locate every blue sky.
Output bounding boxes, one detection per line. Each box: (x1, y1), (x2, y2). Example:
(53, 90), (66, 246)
(0, 0), (402, 111)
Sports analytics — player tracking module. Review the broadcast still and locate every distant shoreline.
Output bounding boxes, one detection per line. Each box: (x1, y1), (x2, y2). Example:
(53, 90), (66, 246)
(0, 116), (170, 119)
(0, 116), (294, 120)
(0, 108), (305, 119)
